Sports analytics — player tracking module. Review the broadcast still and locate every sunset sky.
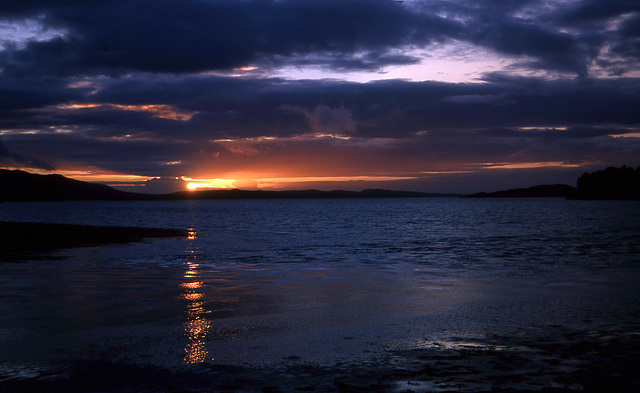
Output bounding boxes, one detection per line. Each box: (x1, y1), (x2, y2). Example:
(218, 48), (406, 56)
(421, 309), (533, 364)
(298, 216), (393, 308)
(1, 0), (639, 193)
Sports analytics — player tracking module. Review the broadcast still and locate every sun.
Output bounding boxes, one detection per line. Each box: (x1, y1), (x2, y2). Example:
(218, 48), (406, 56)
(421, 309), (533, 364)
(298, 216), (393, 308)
(183, 177), (236, 191)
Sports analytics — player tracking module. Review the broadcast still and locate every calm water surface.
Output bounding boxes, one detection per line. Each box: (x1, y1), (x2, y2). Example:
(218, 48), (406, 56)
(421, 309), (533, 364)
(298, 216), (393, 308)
(1, 198), (639, 374)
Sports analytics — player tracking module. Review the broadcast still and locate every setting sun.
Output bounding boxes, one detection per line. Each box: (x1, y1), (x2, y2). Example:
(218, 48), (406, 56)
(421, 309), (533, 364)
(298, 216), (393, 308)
(183, 177), (236, 191)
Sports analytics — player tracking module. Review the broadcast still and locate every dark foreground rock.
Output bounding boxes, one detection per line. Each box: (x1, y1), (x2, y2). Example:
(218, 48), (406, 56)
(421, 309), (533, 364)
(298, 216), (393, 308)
(0, 222), (186, 260)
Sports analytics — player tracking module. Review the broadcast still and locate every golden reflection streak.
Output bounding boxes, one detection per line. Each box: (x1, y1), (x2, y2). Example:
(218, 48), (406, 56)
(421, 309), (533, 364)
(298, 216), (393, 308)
(181, 229), (212, 364)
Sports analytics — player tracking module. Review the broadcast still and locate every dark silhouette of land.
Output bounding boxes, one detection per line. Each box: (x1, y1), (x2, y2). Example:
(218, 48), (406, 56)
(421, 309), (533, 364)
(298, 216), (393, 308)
(0, 169), (452, 202)
(467, 165), (640, 200)
(571, 165), (640, 200)
(3, 166), (639, 202)
(0, 169), (153, 201)
(0, 221), (187, 260)
(167, 188), (452, 200)
(467, 184), (577, 198)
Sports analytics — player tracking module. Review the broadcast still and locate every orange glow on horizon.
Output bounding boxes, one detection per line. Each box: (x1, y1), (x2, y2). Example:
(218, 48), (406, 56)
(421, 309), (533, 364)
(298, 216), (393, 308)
(178, 174), (420, 191)
(254, 175), (417, 188)
(183, 177), (237, 190)
(2, 159), (594, 195)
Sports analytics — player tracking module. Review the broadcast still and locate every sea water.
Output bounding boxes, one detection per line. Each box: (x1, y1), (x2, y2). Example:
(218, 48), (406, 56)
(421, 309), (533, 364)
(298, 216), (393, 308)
(1, 198), (639, 372)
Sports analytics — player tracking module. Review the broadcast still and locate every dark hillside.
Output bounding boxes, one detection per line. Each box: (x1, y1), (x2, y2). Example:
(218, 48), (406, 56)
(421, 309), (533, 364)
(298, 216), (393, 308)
(0, 169), (152, 202)
(572, 166), (640, 200)
(467, 184), (577, 198)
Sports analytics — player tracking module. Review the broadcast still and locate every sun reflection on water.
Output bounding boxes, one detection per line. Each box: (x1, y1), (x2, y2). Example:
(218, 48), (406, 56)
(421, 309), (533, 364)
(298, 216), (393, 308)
(182, 229), (212, 364)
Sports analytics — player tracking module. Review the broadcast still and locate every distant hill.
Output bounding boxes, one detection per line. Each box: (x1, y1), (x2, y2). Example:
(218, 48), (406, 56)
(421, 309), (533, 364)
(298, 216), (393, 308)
(571, 166), (640, 200)
(167, 188), (453, 200)
(0, 169), (153, 202)
(0, 169), (447, 202)
(466, 184), (577, 198)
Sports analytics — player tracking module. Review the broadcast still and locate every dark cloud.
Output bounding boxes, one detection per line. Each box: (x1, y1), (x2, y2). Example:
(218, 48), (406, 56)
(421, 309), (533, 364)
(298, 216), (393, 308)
(3, 73), (639, 179)
(0, 76), (80, 110)
(142, 177), (187, 194)
(611, 13), (640, 63)
(0, 137), (55, 170)
(557, 0), (640, 23)
(0, 0), (455, 76)
(0, 1), (639, 192)
(1, 0), (636, 77)
(1, 74), (639, 139)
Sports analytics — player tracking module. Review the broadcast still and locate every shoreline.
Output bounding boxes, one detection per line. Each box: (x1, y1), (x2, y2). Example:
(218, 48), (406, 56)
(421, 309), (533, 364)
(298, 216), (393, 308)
(0, 221), (187, 261)
(1, 326), (638, 392)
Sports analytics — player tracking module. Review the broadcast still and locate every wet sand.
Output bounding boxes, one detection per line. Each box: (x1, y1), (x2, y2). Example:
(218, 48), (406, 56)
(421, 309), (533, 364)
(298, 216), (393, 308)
(1, 326), (638, 392)
(0, 221), (187, 260)
(1, 263), (638, 392)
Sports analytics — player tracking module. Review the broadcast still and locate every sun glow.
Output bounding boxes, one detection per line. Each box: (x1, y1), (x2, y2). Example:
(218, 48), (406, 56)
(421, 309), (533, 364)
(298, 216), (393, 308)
(183, 177), (236, 190)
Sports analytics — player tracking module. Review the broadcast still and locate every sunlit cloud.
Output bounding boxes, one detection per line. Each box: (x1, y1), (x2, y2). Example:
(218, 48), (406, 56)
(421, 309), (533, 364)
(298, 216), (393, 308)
(610, 133), (640, 138)
(421, 170), (475, 175)
(0, 17), (68, 51)
(66, 79), (105, 95)
(200, 65), (264, 78)
(480, 162), (583, 170)
(0, 166), (155, 185)
(0, 129), (41, 136)
(57, 103), (198, 121)
(60, 170), (154, 183)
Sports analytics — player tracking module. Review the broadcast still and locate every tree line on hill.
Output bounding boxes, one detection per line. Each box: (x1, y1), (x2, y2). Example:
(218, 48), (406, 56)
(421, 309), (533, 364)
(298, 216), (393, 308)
(467, 165), (640, 200)
(572, 165), (640, 200)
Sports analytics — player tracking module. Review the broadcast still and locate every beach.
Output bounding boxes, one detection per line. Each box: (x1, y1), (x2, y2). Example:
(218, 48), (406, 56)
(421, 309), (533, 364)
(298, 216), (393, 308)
(1, 198), (639, 392)
(1, 324), (639, 392)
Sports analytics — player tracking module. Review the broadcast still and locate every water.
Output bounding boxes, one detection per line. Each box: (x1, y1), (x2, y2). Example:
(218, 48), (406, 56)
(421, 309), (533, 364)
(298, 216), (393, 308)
(2, 198), (638, 274)
(1, 198), (639, 377)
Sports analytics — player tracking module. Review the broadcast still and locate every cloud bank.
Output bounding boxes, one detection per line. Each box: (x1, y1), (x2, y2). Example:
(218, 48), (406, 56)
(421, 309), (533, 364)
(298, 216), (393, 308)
(0, 0), (639, 192)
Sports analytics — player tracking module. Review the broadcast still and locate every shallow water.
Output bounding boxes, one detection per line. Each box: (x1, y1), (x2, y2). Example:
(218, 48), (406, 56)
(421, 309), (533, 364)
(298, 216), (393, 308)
(1, 198), (639, 379)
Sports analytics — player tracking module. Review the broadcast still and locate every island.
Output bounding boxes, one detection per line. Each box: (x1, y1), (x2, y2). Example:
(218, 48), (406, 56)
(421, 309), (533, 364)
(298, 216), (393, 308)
(466, 184), (577, 198)
(467, 165), (640, 200)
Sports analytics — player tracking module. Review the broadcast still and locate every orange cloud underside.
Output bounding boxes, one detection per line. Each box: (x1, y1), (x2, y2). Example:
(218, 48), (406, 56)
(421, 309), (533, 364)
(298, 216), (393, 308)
(480, 162), (581, 169)
(57, 103), (197, 121)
